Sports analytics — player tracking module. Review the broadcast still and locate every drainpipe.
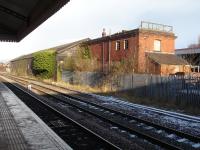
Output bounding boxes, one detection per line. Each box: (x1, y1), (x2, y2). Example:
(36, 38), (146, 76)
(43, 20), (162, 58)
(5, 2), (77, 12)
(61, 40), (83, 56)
(55, 55), (58, 81)
(108, 39), (111, 72)
(102, 42), (104, 72)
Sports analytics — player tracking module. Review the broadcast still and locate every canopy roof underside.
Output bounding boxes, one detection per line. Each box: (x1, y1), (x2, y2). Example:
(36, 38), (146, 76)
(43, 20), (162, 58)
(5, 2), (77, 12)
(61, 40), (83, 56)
(0, 0), (70, 42)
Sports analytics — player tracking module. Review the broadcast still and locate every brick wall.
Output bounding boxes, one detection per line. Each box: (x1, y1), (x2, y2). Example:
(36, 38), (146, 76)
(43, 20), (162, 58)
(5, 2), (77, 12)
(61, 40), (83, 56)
(88, 29), (176, 74)
(88, 34), (139, 72)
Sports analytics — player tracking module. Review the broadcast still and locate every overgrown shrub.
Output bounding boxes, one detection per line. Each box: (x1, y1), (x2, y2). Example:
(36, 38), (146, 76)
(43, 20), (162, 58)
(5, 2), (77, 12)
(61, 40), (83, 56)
(63, 45), (98, 72)
(32, 49), (56, 79)
(110, 56), (135, 76)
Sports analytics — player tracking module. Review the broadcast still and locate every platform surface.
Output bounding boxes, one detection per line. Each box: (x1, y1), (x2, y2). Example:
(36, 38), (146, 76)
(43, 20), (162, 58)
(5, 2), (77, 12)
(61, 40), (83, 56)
(0, 81), (72, 150)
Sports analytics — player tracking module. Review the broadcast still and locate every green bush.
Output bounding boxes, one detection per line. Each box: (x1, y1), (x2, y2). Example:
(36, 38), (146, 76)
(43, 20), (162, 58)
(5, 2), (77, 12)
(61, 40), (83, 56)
(32, 49), (56, 79)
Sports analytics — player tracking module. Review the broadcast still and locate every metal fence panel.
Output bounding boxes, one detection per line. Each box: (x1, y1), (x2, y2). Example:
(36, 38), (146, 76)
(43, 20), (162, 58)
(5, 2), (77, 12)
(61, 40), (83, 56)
(62, 71), (200, 107)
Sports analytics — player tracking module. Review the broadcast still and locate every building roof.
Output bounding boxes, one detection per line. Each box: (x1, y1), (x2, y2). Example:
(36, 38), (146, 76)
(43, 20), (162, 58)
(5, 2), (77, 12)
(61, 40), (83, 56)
(10, 53), (33, 62)
(0, 0), (70, 42)
(175, 47), (200, 55)
(87, 29), (139, 44)
(147, 52), (189, 65)
(10, 38), (89, 62)
(55, 38), (90, 54)
(87, 28), (175, 44)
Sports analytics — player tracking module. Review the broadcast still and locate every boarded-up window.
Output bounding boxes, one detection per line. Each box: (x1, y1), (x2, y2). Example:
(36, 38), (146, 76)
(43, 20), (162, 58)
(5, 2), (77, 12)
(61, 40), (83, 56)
(116, 41), (120, 50)
(124, 40), (129, 50)
(154, 40), (161, 51)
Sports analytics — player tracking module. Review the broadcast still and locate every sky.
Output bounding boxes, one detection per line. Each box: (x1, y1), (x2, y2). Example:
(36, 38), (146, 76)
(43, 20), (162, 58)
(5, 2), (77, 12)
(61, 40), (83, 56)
(0, 0), (200, 62)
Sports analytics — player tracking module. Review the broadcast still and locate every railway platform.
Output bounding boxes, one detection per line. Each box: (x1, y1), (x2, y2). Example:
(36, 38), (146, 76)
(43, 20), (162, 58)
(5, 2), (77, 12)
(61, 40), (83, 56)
(0, 82), (72, 150)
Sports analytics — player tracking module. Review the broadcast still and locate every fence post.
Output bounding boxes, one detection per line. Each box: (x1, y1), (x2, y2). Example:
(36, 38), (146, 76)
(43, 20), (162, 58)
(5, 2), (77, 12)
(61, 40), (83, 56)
(145, 75), (148, 97)
(131, 74), (133, 89)
(150, 74), (152, 99)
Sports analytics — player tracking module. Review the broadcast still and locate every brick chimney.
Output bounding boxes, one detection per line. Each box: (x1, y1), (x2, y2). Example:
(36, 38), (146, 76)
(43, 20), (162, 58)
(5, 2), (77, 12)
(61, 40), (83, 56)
(102, 28), (106, 37)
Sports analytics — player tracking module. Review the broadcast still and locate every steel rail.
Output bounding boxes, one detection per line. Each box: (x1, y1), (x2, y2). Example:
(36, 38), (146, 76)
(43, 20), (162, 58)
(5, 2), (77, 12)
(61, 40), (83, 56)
(6, 74), (200, 123)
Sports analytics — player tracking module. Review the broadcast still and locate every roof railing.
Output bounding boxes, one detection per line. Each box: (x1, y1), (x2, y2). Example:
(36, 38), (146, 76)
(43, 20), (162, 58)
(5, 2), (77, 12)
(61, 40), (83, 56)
(140, 21), (173, 33)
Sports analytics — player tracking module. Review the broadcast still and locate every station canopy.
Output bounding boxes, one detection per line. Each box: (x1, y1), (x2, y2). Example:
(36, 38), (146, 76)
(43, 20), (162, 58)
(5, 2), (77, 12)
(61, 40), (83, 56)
(0, 0), (70, 42)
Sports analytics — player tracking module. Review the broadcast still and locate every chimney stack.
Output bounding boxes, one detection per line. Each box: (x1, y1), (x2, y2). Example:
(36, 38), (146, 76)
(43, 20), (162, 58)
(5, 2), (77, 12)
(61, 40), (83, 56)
(102, 28), (106, 37)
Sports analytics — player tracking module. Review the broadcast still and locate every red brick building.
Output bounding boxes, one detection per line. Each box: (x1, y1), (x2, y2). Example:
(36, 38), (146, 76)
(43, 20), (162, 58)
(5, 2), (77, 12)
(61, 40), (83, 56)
(87, 22), (189, 75)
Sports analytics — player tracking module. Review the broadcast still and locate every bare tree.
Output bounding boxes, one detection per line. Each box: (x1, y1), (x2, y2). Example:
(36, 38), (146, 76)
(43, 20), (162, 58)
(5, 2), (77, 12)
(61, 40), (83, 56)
(188, 35), (200, 48)
(188, 44), (197, 48)
(198, 35), (200, 46)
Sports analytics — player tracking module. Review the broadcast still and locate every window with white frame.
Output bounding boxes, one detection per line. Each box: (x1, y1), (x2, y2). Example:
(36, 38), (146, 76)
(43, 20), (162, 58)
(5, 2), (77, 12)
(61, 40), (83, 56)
(154, 40), (161, 51)
(116, 41), (120, 50)
(124, 40), (129, 50)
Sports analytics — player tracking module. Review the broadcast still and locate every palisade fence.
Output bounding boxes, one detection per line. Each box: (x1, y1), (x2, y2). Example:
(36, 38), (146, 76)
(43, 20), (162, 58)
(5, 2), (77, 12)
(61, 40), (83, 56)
(62, 70), (200, 107)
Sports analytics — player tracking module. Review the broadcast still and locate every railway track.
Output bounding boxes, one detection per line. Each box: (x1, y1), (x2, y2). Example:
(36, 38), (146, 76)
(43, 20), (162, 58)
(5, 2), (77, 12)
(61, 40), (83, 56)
(91, 95), (200, 123)
(1, 77), (120, 150)
(6, 74), (200, 124)
(2, 75), (200, 150)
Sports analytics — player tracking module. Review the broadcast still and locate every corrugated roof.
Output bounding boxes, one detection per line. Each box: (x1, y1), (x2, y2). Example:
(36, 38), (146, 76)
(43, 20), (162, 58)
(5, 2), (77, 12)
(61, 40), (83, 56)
(147, 52), (189, 65)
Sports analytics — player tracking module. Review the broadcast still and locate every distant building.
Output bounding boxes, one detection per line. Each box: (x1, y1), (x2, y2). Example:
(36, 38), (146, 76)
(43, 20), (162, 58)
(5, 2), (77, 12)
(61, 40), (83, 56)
(176, 47), (200, 72)
(0, 63), (6, 72)
(87, 21), (189, 75)
(0, 63), (10, 72)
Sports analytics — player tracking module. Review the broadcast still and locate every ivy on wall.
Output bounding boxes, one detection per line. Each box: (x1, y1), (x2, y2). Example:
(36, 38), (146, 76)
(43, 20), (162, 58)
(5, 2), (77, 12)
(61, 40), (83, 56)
(32, 49), (56, 79)
(63, 45), (98, 72)
(80, 45), (91, 59)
